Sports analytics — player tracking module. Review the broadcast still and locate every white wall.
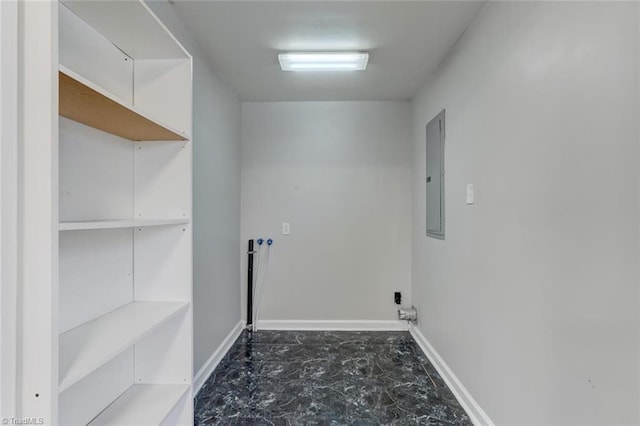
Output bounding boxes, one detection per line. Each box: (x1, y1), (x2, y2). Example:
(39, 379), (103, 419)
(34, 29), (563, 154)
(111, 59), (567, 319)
(412, 1), (639, 424)
(0, 0), (18, 417)
(241, 102), (412, 324)
(147, 2), (242, 375)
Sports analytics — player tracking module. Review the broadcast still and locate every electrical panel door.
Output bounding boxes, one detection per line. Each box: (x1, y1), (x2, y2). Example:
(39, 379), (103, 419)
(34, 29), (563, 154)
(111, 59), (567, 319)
(426, 110), (445, 239)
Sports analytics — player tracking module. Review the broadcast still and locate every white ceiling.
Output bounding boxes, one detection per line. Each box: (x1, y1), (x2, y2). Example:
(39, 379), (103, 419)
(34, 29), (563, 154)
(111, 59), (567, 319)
(171, 1), (485, 101)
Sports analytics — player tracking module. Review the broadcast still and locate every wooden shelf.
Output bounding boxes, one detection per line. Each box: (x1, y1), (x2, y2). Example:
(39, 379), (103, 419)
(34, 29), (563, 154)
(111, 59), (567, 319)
(59, 67), (188, 141)
(59, 301), (189, 392)
(59, 219), (190, 231)
(88, 384), (189, 426)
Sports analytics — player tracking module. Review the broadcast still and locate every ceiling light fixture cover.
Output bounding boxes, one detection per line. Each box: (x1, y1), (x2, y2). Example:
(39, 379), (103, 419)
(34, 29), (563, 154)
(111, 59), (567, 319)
(278, 52), (369, 72)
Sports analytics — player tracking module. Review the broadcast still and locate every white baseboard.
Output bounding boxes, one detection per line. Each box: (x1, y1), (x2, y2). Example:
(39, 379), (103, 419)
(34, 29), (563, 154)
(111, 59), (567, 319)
(410, 326), (494, 426)
(193, 320), (245, 394)
(256, 319), (409, 331)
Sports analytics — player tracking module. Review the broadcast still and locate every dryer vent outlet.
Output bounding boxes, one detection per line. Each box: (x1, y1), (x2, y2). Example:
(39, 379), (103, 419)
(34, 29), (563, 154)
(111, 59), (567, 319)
(398, 306), (418, 323)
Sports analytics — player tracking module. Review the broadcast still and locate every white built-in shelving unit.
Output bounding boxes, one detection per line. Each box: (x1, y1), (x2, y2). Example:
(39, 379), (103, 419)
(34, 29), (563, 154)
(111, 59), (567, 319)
(55, 1), (193, 424)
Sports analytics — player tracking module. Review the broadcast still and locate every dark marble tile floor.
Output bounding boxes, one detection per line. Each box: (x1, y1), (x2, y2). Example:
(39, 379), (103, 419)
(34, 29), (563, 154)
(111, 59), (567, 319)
(194, 330), (471, 426)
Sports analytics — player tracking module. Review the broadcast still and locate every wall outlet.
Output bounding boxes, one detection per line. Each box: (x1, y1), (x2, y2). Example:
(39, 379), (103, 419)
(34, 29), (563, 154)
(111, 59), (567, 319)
(466, 184), (474, 205)
(394, 292), (401, 305)
(282, 222), (290, 235)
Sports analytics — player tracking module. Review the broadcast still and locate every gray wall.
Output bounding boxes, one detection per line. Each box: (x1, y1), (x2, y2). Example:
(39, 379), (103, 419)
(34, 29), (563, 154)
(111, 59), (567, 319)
(241, 102), (412, 323)
(411, 1), (639, 424)
(148, 2), (242, 375)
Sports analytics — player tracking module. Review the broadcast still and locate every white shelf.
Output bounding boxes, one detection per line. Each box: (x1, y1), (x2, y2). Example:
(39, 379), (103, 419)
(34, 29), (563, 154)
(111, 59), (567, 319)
(59, 301), (189, 393)
(62, 0), (190, 60)
(59, 219), (190, 231)
(88, 384), (189, 426)
(59, 66), (189, 141)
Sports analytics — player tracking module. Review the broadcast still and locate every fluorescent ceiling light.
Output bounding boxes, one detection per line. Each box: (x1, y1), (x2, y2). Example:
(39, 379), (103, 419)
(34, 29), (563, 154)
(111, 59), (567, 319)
(278, 52), (369, 72)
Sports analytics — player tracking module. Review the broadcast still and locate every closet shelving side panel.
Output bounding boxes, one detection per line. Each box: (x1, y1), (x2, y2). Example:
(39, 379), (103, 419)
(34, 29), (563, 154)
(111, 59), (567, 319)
(19, 0), (59, 421)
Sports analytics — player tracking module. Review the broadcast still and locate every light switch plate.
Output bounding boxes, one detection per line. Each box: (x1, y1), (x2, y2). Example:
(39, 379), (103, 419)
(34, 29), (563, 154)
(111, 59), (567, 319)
(466, 184), (474, 205)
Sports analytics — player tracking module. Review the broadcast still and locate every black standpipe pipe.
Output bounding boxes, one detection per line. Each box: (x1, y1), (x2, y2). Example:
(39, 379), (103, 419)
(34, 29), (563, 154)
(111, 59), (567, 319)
(247, 239), (254, 330)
